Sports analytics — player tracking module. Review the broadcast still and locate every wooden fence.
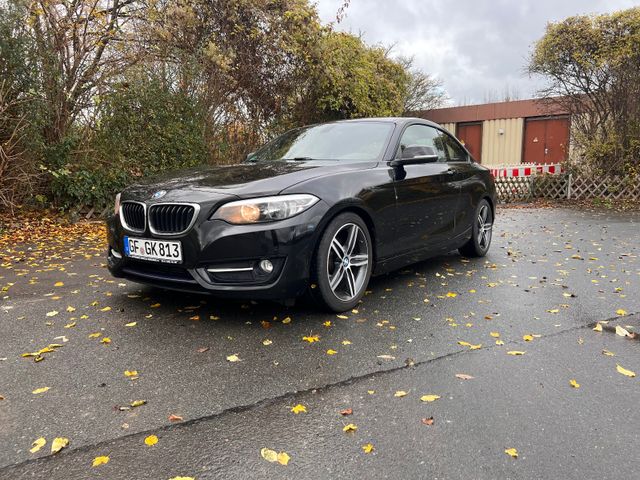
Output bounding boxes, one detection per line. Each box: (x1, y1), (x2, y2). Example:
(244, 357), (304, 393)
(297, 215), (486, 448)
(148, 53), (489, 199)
(496, 174), (640, 203)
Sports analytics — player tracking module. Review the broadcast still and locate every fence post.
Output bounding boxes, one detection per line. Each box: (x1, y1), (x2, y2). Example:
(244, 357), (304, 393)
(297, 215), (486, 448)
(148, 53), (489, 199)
(566, 173), (573, 200)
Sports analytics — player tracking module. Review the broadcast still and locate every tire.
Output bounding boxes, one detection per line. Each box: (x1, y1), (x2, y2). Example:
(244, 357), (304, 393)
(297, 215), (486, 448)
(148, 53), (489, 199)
(312, 212), (373, 312)
(459, 199), (493, 258)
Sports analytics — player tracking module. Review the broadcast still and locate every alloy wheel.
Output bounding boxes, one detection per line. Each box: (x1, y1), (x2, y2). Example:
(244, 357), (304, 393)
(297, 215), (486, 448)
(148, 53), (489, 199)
(477, 204), (493, 250)
(326, 223), (369, 302)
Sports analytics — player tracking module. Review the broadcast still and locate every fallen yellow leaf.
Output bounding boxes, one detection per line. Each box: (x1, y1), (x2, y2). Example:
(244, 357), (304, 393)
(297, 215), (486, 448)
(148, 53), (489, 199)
(124, 370), (138, 377)
(150, 303), (161, 308)
(277, 451), (290, 466)
(569, 379), (580, 389)
(394, 390), (408, 397)
(343, 423), (357, 433)
(92, 456), (109, 467)
(522, 334), (534, 342)
(446, 292), (458, 298)
(615, 325), (631, 337)
(261, 447), (278, 462)
(326, 349), (338, 355)
(616, 309), (627, 316)
(362, 443), (374, 453)
(46, 310), (59, 317)
(88, 332), (101, 338)
(130, 399), (146, 407)
(54, 282), (64, 287)
(507, 351), (526, 356)
(302, 335), (320, 343)
(262, 339), (272, 346)
(66, 306), (75, 312)
(51, 437), (69, 454)
(32, 387), (50, 395)
(490, 332), (500, 338)
(420, 394), (440, 402)
(291, 404), (307, 414)
(496, 340), (505, 346)
(100, 306), (111, 312)
(616, 364), (636, 378)
(602, 349), (615, 356)
(169, 477), (195, 480)
(144, 435), (158, 446)
(226, 354), (240, 362)
(125, 321), (137, 327)
(101, 337), (111, 344)
(30, 437), (46, 453)
(505, 448), (518, 458)
(593, 323), (603, 332)
(457, 341), (482, 350)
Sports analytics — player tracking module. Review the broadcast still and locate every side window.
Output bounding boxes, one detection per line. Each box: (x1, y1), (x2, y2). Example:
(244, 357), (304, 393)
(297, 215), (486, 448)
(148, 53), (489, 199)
(396, 125), (447, 162)
(442, 133), (469, 162)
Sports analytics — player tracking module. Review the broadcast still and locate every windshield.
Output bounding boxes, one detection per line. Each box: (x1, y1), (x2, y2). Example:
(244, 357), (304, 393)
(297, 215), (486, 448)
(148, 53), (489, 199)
(249, 122), (395, 162)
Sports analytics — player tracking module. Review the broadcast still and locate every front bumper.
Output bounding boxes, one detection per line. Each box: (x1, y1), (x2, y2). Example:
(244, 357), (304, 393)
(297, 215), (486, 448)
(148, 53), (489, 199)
(107, 201), (329, 299)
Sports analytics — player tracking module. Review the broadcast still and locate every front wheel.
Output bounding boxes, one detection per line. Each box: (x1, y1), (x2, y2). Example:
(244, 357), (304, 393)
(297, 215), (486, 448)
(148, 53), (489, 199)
(459, 199), (493, 258)
(312, 213), (373, 312)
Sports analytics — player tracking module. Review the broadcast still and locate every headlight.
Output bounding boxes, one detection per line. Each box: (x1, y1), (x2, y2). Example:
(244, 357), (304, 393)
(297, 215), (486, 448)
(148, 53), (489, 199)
(212, 194), (319, 224)
(114, 193), (121, 215)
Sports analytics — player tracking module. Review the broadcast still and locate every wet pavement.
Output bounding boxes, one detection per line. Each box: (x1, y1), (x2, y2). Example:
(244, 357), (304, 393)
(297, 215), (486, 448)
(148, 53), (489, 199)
(1, 207), (638, 479)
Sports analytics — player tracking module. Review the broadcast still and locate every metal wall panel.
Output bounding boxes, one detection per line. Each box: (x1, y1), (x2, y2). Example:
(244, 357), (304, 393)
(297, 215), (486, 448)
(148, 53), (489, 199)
(480, 118), (524, 166)
(441, 123), (456, 135)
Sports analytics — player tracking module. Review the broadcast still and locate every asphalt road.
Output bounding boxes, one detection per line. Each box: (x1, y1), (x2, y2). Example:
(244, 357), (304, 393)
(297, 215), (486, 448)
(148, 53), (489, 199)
(1, 207), (638, 479)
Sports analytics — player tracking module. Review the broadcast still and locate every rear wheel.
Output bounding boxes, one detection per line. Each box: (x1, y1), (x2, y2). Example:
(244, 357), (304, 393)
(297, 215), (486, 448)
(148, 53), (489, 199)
(459, 199), (493, 258)
(312, 213), (372, 312)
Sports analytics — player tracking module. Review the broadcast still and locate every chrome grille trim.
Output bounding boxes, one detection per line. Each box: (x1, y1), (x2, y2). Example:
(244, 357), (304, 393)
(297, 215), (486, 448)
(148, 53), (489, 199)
(148, 203), (200, 237)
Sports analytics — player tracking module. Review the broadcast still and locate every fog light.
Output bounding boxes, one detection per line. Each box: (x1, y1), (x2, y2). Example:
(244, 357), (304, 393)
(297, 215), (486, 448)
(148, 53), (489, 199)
(259, 259), (274, 273)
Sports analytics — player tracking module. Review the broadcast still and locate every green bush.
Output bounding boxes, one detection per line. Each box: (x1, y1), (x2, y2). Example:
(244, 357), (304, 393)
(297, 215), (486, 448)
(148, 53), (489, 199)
(47, 77), (210, 210)
(95, 78), (210, 176)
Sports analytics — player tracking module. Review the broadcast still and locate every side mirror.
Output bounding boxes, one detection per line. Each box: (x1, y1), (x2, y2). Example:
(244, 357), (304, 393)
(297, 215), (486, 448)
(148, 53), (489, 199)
(390, 145), (439, 167)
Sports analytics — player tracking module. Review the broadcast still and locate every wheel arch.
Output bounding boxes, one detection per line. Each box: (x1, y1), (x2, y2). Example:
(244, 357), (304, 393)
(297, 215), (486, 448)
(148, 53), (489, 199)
(481, 195), (495, 220)
(312, 203), (378, 268)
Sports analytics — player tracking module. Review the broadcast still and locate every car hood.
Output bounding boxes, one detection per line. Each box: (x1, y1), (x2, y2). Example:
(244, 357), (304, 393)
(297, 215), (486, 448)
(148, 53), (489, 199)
(122, 161), (376, 203)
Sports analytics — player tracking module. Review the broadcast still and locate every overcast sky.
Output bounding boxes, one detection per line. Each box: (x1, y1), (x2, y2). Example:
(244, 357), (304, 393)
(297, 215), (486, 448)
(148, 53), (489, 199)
(316, 0), (638, 106)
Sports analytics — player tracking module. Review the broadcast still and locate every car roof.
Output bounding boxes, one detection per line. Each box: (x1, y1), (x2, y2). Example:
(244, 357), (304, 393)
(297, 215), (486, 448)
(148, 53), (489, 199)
(329, 117), (442, 129)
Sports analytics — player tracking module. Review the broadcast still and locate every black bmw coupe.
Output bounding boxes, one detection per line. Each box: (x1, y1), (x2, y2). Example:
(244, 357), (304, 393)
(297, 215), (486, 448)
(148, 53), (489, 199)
(107, 118), (496, 312)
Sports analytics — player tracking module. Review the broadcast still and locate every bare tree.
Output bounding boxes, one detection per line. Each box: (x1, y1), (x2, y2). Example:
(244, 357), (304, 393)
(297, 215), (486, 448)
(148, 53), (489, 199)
(397, 56), (448, 113)
(0, 82), (39, 212)
(25, 0), (146, 143)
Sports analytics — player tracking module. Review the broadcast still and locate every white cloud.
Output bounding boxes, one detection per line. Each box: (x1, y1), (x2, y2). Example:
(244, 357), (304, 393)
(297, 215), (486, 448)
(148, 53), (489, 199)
(316, 0), (638, 105)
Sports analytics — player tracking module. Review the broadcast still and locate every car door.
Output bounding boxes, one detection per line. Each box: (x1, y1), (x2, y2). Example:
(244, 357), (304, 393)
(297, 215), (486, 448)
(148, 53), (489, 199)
(391, 124), (461, 254)
(442, 132), (483, 237)
(440, 132), (482, 238)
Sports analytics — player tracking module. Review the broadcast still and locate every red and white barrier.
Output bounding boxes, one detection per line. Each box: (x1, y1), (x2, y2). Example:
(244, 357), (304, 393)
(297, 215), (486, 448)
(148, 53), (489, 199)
(489, 163), (565, 178)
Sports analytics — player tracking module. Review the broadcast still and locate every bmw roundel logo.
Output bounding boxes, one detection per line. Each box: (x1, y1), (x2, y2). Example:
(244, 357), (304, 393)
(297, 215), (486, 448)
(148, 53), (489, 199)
(151, 190), (167, 200)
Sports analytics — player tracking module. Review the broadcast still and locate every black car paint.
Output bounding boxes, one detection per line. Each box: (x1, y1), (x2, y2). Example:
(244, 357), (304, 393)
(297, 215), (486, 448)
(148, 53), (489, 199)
(107, 118), (496, 300)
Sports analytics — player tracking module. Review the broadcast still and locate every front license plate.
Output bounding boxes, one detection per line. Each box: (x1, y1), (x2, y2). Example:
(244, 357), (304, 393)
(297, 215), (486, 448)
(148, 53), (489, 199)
(124, 236), (183, 264)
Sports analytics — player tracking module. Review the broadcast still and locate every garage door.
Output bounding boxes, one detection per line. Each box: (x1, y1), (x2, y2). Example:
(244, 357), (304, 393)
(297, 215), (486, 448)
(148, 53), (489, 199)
(523, 117), (569, 164)
(456, 122), (482, 163)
